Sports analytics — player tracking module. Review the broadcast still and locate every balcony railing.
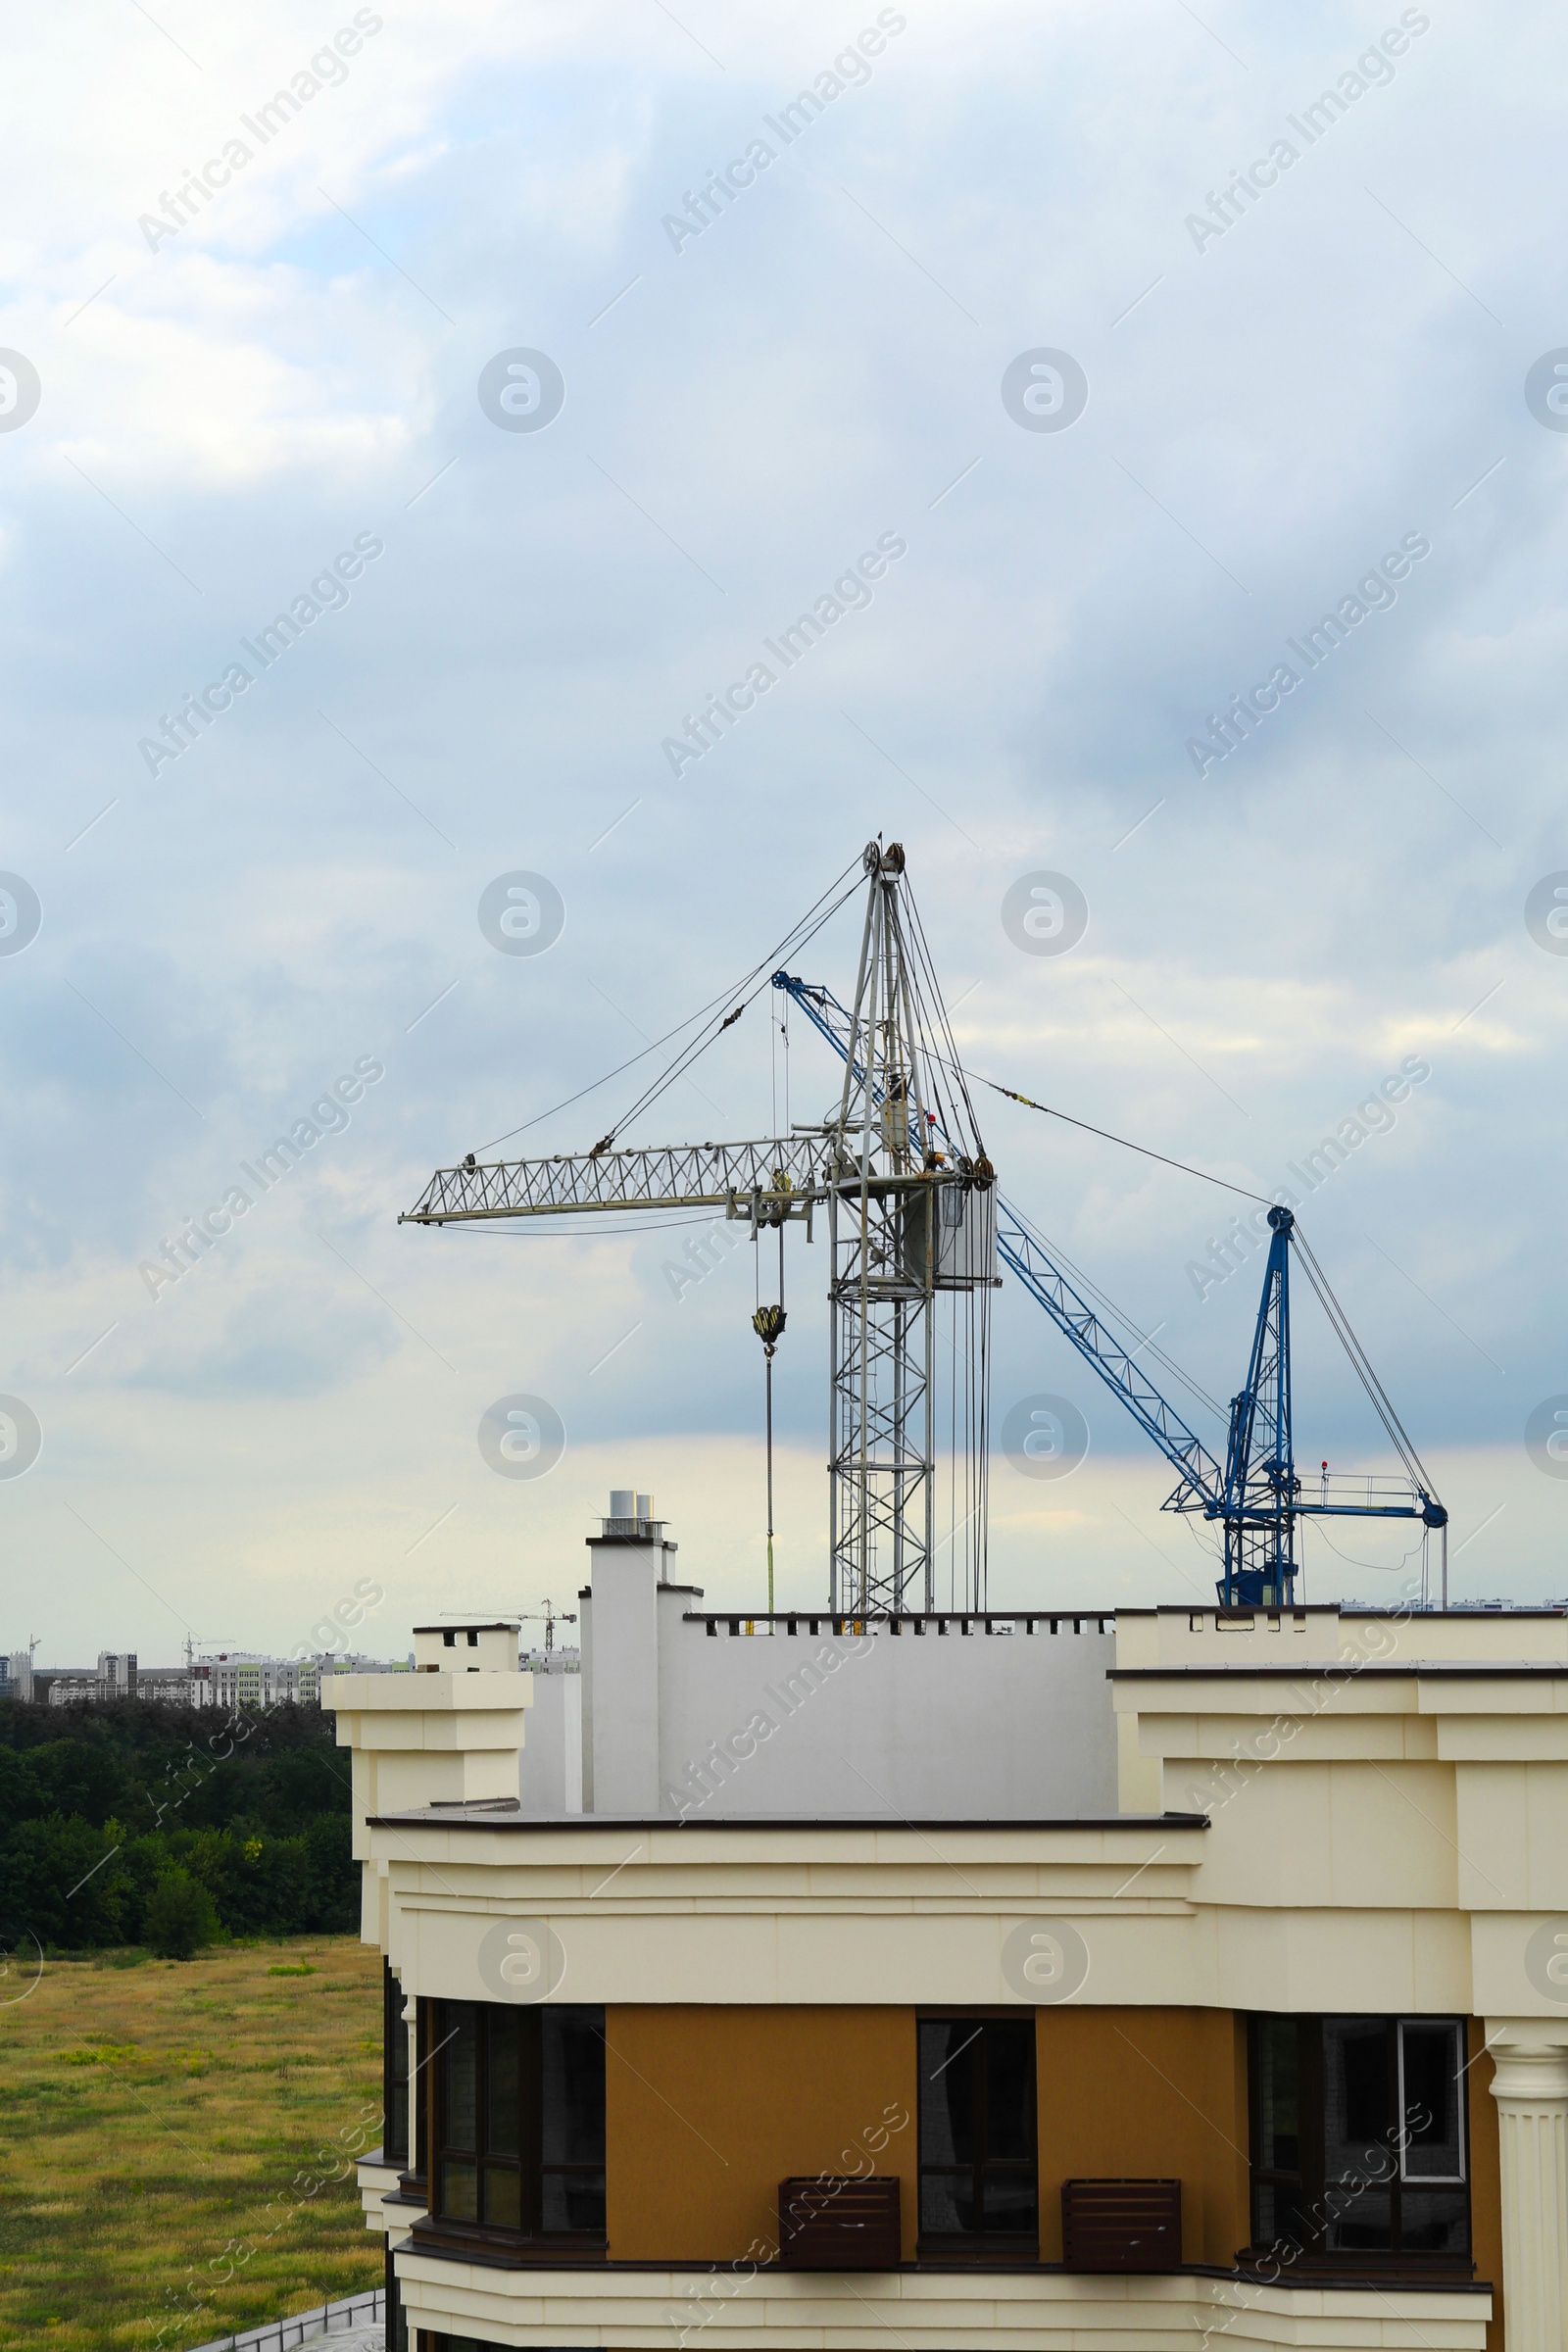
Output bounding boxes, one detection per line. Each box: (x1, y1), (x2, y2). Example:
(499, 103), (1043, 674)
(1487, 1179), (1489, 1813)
(185, 2287), (383, 2352)
(1061, 2179), (1182, 2270)
(779, 2176), (902, 2268)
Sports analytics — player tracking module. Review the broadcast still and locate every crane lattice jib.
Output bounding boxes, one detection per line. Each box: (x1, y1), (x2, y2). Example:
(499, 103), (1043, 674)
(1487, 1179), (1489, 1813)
(774, 971), (1224, 1509)
(401, 1135), (833, 1224)
(993, 1212), (1223, 1507)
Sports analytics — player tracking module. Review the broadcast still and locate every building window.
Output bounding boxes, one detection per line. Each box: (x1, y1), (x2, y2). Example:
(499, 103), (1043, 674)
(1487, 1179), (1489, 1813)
(1250, 2015), (1469, 2266)
(383, 1961), (409, 2170)
(429, 2000), (606, 2243)
(917, 2017), (1038, 2251)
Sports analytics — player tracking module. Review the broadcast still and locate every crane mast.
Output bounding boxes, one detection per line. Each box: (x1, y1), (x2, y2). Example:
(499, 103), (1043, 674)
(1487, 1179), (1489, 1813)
(822, 844), (995, 1614)
(1218, 1207), (1297, 1604)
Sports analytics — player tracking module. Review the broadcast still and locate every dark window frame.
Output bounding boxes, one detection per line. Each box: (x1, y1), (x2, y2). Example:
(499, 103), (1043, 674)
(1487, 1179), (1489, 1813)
(383, 1960), (410, 2171)
(1247, 2014), (1472, 2273)
(916, 2012), (1039, 2257)
(425, 1997), (607, 2251)
(384, 2244), (407, 2352)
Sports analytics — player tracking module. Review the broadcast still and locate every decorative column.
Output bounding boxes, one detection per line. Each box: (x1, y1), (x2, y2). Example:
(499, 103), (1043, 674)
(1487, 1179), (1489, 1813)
(1487, 2034), (1568, 2352)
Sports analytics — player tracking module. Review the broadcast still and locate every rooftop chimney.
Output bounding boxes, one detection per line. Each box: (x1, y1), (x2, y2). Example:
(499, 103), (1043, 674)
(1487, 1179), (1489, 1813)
(603, 1489), (661, 1539)
(582, 1491), (679, 1811)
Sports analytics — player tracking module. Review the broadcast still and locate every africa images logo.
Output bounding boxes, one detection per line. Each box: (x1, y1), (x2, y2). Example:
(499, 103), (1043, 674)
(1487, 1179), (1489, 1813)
(477, 1919), (566, 2001)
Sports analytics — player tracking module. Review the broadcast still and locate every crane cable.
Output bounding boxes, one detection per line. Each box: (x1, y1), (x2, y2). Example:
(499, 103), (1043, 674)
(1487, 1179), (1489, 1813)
(948, 1059), (1274, 1207)
(471, 852), (865, 1156)
(1312, 1520), (1426, 1574)
(777, 960), (1233, 1428)
(762, 961), (1437, 1490)
(902, 889), (987, 1148)
(933, 1048), (1436, 1496)
(1290, 1227), (1439, 1500)
(606, 862), (864, 1145)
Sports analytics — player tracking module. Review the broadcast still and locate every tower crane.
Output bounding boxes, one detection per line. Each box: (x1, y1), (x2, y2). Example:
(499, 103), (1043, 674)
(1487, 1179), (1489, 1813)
(402, 841), (1446, 1614)
(515, 1601), (577, 1654)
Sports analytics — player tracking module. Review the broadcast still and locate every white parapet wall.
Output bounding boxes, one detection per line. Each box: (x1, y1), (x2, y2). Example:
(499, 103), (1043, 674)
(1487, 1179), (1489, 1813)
(330, 1629), (533, 1947)
(518, 1663), (581, 1813)
(575, 1512), (1119, 1820)
(331, 1667), (533, 1831)
(651, 1594), (1118, 1820)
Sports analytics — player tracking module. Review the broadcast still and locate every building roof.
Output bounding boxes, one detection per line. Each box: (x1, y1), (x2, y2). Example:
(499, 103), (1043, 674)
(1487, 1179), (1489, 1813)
(366, 1803), (1210, 1832)
(411, 1621), (519, 1634)
(1109, 1662), (1568, 1680)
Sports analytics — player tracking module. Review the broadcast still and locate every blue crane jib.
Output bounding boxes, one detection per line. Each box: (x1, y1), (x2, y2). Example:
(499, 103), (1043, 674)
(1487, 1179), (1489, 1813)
(771, 969), (1446, 1609)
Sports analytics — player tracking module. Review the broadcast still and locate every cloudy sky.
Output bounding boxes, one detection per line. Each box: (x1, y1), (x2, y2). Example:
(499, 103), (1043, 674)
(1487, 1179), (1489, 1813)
(3, 0), (1565, 1665)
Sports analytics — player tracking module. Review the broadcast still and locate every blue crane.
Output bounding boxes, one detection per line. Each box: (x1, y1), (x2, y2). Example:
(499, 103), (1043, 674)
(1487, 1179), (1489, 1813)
(773, 969), (1447, 1608)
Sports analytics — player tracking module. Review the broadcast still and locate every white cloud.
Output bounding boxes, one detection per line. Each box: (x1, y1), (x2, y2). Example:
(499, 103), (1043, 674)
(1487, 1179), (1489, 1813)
(1, 0), (1563, 1653)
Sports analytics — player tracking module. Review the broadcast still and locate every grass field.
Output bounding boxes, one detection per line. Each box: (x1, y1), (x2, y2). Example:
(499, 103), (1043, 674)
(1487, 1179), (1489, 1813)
(0, 1936), (385, 2352)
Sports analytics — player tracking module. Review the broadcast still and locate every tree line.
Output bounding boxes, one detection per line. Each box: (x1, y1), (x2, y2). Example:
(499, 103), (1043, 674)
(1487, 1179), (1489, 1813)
(0, 1696), (356, 1957)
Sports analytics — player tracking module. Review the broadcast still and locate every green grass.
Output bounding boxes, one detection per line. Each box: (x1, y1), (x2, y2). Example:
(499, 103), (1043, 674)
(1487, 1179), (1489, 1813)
(0, 1936), (383, 2350)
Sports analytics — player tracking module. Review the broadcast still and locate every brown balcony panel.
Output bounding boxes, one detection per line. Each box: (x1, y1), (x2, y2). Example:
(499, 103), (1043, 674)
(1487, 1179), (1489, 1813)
(1061, 2178), (1182, 2271)
(779, 2176), (902, 2269)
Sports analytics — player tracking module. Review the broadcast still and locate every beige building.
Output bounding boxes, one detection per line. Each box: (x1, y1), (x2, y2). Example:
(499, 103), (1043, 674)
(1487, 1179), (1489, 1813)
(334, 1502), (1568, 2352)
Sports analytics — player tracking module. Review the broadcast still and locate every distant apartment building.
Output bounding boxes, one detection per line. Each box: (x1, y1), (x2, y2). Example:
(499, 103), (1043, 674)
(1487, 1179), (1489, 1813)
(0, 1650), (34, 1703)
(45, 1660), (201, 1707)
(205, 1653), (322, 1710)
(135, 1666), (204, 1706)
(41, 1674), (94, 1712)
(196, 1650), (416, 1709)
(43, 1673), (100, 1707)
(42, 1657), (137, 1705)
(97, 1650), (137, 1698)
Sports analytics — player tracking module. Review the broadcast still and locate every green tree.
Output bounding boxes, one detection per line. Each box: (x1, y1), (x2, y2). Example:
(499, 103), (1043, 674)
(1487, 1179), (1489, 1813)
(303, 1813), (357, 1933)
(0, 1816), (127, 1947)
(143, 1868), (220, 1960)
(0, 1744), (41, 1833)
(25, 1740), (125, 1827)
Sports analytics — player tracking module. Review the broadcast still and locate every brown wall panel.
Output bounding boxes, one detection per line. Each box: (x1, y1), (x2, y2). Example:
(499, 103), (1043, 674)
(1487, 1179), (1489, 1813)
(605, 2007), (919, 2261)
(606, 2004), (1252, 2268)
(1035, 2007), (1250, 2265)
